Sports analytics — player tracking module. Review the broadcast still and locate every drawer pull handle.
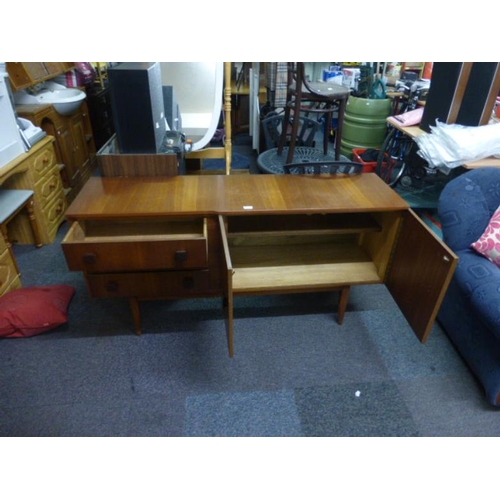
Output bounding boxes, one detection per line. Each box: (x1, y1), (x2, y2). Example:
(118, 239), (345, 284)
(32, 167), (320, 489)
(175, 250), (188, 264)
(82, 253), (97, 265)
(105, 281), (119, 292)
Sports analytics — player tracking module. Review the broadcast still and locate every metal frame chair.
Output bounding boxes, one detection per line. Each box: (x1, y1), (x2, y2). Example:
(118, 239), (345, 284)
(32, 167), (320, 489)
(283, 161), (364, 175)
(261, 112), (321, 151)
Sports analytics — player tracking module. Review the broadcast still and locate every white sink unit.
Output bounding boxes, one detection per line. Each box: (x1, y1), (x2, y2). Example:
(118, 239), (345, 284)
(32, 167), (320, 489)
(14, 81), (86, 116)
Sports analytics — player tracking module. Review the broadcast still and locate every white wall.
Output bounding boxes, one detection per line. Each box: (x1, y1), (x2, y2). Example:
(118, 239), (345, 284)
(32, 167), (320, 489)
(159, 62), (223, 151)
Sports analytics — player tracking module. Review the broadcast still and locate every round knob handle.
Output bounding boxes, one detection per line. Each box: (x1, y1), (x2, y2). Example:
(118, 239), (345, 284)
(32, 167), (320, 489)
(175, 250), (188, 264)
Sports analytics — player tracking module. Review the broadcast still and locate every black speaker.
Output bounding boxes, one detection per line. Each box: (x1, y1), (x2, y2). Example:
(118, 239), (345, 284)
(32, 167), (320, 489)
(108, 62), (166, 154)
(420, 62), (500, 132)
(457, 62), (500, 126)
(162, 85), (182, 131)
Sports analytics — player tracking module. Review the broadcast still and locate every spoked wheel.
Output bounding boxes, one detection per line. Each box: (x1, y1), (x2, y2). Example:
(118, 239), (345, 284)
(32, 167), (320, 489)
(376, 128), (414, 187)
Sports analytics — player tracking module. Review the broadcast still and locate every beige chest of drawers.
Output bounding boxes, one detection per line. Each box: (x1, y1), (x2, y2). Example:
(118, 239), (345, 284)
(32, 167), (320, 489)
(1, 136), (67, 246)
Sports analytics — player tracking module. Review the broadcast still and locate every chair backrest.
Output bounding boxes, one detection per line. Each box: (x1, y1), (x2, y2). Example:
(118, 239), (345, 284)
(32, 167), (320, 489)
(261, 113), (321, 150)
(283, 161), (364, 175)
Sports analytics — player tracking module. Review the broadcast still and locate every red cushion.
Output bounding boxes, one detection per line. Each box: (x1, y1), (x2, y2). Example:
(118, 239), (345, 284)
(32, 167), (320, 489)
(0, 285), (76, 338)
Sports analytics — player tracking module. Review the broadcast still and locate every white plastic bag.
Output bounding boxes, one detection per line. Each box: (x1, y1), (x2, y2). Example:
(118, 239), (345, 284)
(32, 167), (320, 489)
(415, 121), (500, 173)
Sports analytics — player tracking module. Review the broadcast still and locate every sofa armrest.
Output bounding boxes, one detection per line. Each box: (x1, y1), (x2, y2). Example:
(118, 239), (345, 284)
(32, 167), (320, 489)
(438, 168), (500, 251)
(455, 249), (500, 295)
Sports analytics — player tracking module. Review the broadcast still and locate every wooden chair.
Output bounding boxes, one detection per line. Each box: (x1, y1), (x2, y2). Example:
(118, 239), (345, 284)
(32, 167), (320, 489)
(283, 161), (364, 175)
(0, 189), (42, 273)
(277, 63), (351, 164)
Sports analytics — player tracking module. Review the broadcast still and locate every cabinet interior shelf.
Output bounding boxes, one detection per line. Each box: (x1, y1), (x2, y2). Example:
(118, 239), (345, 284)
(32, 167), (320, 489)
(224, 212), (383, 294)
(229, 239), (381, 293)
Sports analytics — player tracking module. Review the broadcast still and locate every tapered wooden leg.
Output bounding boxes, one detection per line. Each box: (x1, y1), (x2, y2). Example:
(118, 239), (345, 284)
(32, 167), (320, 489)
(25, 197), (43, 248)
(129, 297), (142, 336)
(223, 293), (234, 357)
(227, 295), (234, 357)
(337, 286), (350, 325)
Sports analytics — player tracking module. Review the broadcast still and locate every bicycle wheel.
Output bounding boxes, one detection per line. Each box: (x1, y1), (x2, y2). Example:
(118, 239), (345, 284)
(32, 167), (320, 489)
(376, 128), (414, 187)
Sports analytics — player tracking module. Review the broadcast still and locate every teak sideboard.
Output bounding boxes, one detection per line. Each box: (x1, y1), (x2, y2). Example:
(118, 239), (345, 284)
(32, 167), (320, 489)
(61, 174), (458, 356)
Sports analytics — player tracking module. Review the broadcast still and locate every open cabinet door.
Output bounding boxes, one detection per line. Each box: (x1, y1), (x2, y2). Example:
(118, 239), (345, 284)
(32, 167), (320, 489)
(386, 209), (458, 343)
(219, 215), (235, 357)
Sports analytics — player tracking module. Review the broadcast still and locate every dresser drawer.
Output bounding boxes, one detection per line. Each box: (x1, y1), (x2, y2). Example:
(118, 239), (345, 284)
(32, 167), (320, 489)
(34, 165), (64, 208)
(31, 142), (57, 182)
(86, 270), (211, 298)
(62, 218), (208, 272)
(43, 191), (67, 237)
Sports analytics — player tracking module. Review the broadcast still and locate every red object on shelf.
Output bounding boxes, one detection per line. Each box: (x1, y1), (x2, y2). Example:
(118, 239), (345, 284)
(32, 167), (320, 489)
(353, 148), (378, 173)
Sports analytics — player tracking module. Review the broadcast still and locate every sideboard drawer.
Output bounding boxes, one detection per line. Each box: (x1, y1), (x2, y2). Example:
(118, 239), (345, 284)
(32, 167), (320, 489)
(86, 270), (211, 298)
(62, 218), (208, 272)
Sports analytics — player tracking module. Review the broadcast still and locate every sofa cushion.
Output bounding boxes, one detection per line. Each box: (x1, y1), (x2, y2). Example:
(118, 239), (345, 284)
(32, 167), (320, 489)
(0, 285), (76, 338)
(471, 205), (500, 266)
(454, 249), (500, 341)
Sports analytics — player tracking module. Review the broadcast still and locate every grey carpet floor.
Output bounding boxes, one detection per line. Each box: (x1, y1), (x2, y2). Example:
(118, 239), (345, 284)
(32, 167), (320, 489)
(1, 218), (499, 437)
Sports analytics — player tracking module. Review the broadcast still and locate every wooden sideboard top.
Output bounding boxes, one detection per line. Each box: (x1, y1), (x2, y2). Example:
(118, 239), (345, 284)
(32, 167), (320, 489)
(65, 173), (409, 220)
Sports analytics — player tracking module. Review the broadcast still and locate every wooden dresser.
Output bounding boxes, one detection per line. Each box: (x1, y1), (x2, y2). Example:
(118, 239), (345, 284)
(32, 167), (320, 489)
(61, 174), (458, 356)
(1, 136), (67, 246)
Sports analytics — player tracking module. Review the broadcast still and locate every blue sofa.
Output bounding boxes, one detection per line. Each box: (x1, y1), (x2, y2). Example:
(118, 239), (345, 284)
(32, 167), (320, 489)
(438, 167), (500, 406)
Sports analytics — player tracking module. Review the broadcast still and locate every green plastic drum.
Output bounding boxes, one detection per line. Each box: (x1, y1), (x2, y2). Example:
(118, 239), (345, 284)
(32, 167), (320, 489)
(340, 96), (392, 159)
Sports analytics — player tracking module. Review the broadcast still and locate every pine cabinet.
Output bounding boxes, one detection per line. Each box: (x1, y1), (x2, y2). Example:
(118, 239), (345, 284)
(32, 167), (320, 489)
(1, 137), (67, 245)
(6, 62), (75, 91)
(54, 110), (90, 188)
(16, 101), (96, 202)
